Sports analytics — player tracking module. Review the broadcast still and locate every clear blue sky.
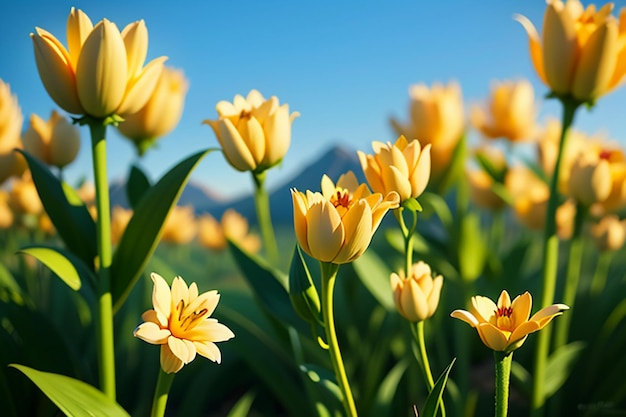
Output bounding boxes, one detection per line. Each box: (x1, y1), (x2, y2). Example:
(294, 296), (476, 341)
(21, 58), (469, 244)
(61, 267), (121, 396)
(3, 0), (626, 199)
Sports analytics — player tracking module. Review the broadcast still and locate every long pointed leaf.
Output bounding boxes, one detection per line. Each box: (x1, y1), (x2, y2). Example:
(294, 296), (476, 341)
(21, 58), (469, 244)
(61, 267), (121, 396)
(18, 245), (96, 291)
(351, 250), (395, 311)
(544, 342), (585, 398)
(126, 164), (151, 210)
(111, 149), (213, 310)
(18, 150), (96, 268)
(10, 365), (129, 417)
(421, 358), (456, 417)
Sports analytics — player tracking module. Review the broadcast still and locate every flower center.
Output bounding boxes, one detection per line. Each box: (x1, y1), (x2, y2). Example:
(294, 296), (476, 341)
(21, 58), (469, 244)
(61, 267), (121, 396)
(331, 189), (352, 209)
(494, 306), (514, 332)
(599, 149), (614, 161)
(170, 299), (208, 337)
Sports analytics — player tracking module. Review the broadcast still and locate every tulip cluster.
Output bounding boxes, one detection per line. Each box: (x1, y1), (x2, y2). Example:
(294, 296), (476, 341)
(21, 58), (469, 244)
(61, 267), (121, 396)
(22, 111), (81, 169)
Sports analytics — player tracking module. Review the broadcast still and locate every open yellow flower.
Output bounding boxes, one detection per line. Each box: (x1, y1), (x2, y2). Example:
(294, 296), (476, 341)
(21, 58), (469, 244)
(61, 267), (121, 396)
(22, 110), (81, 169)
(0, 79), (26, 185)
(204, 89), (299, 173)
(197, 209), (261, 253)
(471, 79), (537, 142)
(357, 135), (431, 203)
(134, 273), (234, 374)
(292, 171), (399, 264)
(516, 0), (626, 103)
(31, 7), (167, 118)
(161, 205), (196, 244)
(451, 290), (568, 352)
(391, 261), (443, 323)
(118, 66), (189, 156)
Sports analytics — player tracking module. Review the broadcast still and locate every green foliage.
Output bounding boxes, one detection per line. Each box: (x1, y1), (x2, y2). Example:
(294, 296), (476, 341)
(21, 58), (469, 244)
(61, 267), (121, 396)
(421, 358), (456, 417)
(18, 246), (96, 291)
(544, 342), (585, 399)
(289, 245), (322, 325)
(110, 149), (213, 310)
(9, 365), (130, 417)
(125, 164), (152, 210)
(351, 250), (395, 311)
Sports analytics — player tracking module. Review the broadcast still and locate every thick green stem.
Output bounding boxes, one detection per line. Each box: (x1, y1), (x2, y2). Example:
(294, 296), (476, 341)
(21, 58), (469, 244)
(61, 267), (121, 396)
(590, 250), (613, 296)
(494, 351), (513, 417)
(321, 262), (358, 417)
(415, 321), (446, 417)
(89, 122), (116, 400)
(150, 369), (175, 417)
(531, 99), (579, 417)
(252, 171), (278, 263)
(553, 203), (586, 349)
(394, 208), (417, 276)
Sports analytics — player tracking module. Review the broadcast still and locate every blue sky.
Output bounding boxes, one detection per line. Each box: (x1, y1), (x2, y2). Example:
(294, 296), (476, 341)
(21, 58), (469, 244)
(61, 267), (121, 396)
(3, 0), (626, 199)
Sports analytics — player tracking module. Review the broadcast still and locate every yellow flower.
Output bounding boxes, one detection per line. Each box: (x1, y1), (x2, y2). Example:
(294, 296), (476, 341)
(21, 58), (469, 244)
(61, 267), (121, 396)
(468, 169), (507, 211)
(292, 171), (399, 264)
(589, 214), (626, 251)
(9, 174), (43, 216)
(111, 206), (133, 245)
(0, 79), (26, 184)
(471, 79), (537, 142)
(451, 290), (568, 352)
(31, 7), (167, 118)
(390, 261), (443, 322)
(197, 209), (261, 253)
(516, 0), (626, 102)
(567, 151), (612, 206)
(0, 191), (13, 229)
(203, 89), (300, 173)
(134, 273), (234, 373)
(357, 135), (431, 203)
(390, 81), (464, 182)
(22, 111), (81, 169)
(161, 205), (196, 244)
(117, 66), (189, 156)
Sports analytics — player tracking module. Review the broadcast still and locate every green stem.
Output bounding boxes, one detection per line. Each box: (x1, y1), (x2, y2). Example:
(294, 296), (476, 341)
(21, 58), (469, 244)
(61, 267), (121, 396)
(590, 250), (613, 296)
(415, 321), (446, 417)
(553, 203), (586, 349)
(88, 121), (116, 400)
(150, 368), (175, 417)
(321, 262), (358, 417)
(252, 171), (278, 263)
(494, 351), (513, 417)
(394, 208), (417, 276)
(531, 98), (579, 417)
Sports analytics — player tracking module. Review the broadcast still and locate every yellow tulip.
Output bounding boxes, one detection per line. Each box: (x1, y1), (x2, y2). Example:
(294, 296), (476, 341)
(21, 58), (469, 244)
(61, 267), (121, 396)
(471, 79), (537, 142)
(292, 171), (399, 264)
(197, 209), (261, 253)
(31, 7), (167, 118)
(390, 81), (464, 182)
(9, 174), (43, 216)
(0, 191), (13, 229)
(357, 135), (431, 203)
(451, 290), (568, 352)
(390, 261), (443, 322)
(161, 205), (196, 244)
(589, 214), (626, 251)
(0, 79), (26, 184)
(204, 90), (300, 173)
(117, 66), (189, 156)
(134, 273), (235, 373)
(22, 110), (81, 169)
(567, 152), (612, 205)
(516, 0), (626, 103)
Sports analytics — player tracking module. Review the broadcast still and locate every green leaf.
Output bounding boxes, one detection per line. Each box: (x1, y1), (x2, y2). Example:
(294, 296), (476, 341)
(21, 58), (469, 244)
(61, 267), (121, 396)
(18, 150), (96, 269)
(351, 250), (395, 311)
(419, 192), (453, 228)
(421, 358), (456, 417)
(510, 360), (531, 399)
(289, 245), (321, 324)
(475, 151), (507, 184)
(226, 390), (256, 417)
(18, 245), (96, 291)
(402, 197), (423, 213)
(228, 240), (308, 333)
(10, 365), (129, 417)
(456, 211), (486, 282)
(0, 262), (24, 305)
(436, 134), (467, 194)
(371, 358), (409, 416)
(111, 149), (213, 311)
(125, 164), (151, 210)
(544, 341), (586, 398)
(300, 363), (343, 415)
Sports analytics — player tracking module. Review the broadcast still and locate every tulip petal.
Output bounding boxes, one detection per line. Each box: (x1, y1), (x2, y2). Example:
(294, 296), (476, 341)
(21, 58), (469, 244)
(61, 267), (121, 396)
(514, 14), (548, 85)
(306, 200), (344, 263)
(477, 323), (509, 351)
(292, 189), (311, 254)
(263, 104), (291, 166)
(121, 20), (148, 79)
(450, 309), (479, 327)
(335, 200), (372, 263)
(510, 291), (532, 327)
(471, 295), (498, 323)
(543, 1), (578, 93)
(529, 303), (568, 326)
(217, 119), (256, 171)
(573, 22), (618, 101)
(117, 56), (167, 116)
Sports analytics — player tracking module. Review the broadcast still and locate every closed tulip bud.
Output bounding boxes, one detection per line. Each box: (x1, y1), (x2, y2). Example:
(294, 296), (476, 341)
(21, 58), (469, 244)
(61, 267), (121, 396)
(204, 90), (299, 174)
(161, 205), (196, 244)
(22, 111), (81, 169)
(471, 79), (537, 142)
(590, 214), (626, 251)
(516, 0), (626, 103)
(118, 67), (189, 156)
(391, 261), (443, 322)
(358, 136), (431, 203)
(31, 8), (167, 118)
(568, 153), (612, 205)
(0, 79), (26, 184)
(292, 171), (399, 264)
(391, 81), (464, 182)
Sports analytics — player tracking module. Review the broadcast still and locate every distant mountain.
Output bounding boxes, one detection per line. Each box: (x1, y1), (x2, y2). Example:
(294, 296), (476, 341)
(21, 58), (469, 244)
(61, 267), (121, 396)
(110, 144), (365, 226)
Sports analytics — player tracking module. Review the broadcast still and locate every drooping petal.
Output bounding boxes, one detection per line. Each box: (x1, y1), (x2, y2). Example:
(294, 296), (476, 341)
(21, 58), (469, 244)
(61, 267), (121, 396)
(133, 322), (170, 344)
(160, 344), (184, 374)
(529, 303), (569, 326)
(168, 336), (196, 365)
(450, 309), (479, 327)
(151, 273), (171, 327)
(514, 14), (548, 85)
(194, 341), (222, 363)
